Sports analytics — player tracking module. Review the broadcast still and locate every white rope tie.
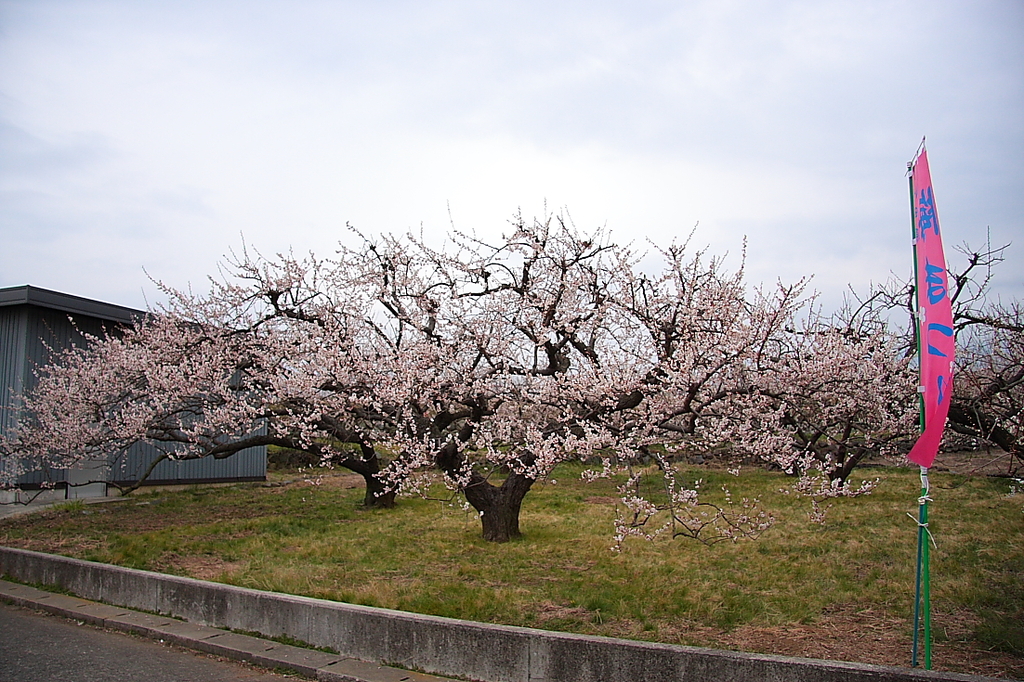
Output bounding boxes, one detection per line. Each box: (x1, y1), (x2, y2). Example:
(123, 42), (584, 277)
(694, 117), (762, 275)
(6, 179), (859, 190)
(907, 505), (938, 549)
(908, 467), (938, 548)
(910, 468), (937, 547)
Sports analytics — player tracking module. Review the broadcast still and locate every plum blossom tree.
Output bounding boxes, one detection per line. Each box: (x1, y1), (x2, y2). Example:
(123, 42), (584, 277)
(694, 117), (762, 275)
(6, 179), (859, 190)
(357, 220), (625, 542)
(942, 247), (1023, 470)
(363, 219), (817, 542)
(749, 306), (918, 521)
(950, 300), (1023, 469)
(584, 241), (803, 544)
(0, 283), (401, 506)
(1, 313), (267, 492)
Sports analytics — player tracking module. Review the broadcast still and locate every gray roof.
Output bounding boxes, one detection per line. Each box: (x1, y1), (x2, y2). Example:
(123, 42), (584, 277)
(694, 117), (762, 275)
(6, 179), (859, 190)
(0, 285), (146, 325)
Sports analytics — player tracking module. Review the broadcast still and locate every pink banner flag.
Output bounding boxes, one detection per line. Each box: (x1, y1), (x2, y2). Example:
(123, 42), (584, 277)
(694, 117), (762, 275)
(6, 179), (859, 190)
(907, 149), (954, 468)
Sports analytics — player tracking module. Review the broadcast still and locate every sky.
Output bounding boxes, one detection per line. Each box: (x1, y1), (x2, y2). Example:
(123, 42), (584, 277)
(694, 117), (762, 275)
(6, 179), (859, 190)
(1, 0), (1022, 312)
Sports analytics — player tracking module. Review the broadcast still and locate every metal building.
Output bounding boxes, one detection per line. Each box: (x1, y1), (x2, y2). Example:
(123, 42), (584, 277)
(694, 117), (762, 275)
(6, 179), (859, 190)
(0, 285), (266, 500)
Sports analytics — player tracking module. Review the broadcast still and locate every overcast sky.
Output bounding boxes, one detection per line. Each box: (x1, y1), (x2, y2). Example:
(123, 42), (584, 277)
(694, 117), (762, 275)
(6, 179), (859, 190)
(1, 1), (1021, 311)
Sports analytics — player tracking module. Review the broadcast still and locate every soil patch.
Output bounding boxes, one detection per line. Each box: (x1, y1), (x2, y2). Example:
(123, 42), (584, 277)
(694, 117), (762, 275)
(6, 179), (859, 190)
(930, 449), (1020, 477)
(151, 552), (246, 581)
(706, 604), (1023, 679)
(285, 471), (365, 491)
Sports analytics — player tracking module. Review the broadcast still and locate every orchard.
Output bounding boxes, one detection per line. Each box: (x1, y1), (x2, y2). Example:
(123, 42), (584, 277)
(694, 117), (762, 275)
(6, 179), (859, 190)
(2, 216), (1019, 542)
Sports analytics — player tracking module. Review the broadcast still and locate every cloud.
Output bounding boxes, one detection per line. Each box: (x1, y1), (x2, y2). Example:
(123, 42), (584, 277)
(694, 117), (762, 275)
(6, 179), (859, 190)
(0, 0), (1021, 309)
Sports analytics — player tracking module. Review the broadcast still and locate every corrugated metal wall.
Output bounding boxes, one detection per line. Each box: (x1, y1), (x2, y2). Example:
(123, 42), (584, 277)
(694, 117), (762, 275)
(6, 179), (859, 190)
(1, 305), (121, 486)
(0, 307), (29, 485)
(111, 421), (268, 485)
(1, 303), (265, 489)
(0, 306), (29, 439)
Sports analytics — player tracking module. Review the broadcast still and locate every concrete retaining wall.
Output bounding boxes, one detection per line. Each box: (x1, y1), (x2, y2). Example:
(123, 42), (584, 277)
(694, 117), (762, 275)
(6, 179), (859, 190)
(0, 546), (993, 682)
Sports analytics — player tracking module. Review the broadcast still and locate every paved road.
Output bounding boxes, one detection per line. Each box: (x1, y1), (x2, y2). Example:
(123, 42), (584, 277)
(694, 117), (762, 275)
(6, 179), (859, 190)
(0, 602), (294, 682)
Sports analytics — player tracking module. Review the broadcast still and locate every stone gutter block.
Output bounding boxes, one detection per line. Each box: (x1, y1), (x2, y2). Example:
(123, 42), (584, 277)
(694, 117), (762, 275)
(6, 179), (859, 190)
(105, 609), (181, 637)
(245, 646), (347, 678)
(317, 657), (454, 682)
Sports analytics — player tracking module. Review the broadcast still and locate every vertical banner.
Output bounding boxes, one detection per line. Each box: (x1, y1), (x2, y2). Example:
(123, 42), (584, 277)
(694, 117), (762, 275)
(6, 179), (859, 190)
(908, 148), (954, 467)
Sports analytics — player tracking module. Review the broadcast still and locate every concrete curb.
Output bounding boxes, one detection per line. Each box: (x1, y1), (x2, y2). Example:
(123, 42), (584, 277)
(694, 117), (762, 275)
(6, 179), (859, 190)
(0, 546), (1005, 682)
(0, 579), (453, 682)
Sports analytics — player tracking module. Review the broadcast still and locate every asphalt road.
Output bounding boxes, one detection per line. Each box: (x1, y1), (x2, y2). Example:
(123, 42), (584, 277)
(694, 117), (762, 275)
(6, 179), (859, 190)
(0, 602), (295, 682)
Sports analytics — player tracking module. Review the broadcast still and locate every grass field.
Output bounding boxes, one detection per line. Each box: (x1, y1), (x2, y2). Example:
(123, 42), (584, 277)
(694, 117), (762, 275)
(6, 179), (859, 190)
(2, 462), (1022, 677)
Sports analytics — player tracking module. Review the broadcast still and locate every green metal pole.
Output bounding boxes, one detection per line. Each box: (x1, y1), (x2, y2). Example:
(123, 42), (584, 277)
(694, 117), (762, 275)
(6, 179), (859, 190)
(925, 464), (933, 667)
(914, 467), (933, 669)
(912, 490), (923, 667)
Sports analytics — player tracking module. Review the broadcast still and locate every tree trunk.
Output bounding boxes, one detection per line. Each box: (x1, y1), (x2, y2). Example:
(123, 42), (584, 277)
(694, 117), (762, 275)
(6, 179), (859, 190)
(430, 409), (536, 541)
(338, 445), (396, 509)
(262, 435), (398, 509)
(463, 470), (536, 542)
(360, 472), (397, 508)
(834, 448), (869, 484)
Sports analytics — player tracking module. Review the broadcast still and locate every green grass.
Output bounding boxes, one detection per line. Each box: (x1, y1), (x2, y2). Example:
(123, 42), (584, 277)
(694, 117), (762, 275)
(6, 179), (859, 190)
(1, 463), (1022, 658)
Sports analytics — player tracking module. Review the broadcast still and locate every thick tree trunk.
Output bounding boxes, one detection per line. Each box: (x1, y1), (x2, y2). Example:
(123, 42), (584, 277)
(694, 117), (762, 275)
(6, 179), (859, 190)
(463, 470), (536, 542)
(359, 472), (397, 508)
(338, 445), (396, 509)
(431, 406), (536, 542)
